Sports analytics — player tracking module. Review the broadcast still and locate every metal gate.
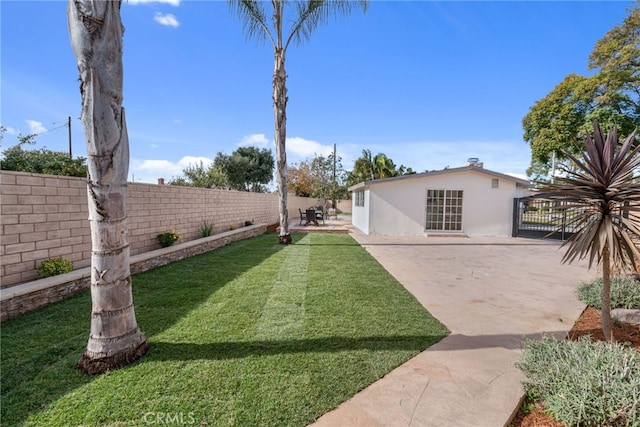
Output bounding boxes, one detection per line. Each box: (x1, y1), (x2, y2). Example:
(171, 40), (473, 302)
(512, 196), (576, 240)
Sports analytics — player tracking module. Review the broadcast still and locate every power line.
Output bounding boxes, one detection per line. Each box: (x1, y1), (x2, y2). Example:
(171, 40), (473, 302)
(33, 117), (73, 157)
(36, 122), (68, 135)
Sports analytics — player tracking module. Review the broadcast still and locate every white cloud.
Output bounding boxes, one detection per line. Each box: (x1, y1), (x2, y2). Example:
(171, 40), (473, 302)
(286, 136), (333, 159)
(177, 156), (213, 169)
(25, 120), (46, 134)
(150, 144), (159, 149)
(153, 12), (180, 28)
(239, 133), (269, 147)
(127, 0), (181, 6)
(2, 126), (18, 135)
(130, 156), (213, 183)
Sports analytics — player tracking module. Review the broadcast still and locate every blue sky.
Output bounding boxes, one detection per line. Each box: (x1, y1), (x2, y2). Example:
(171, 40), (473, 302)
(1, 0), (632, 184)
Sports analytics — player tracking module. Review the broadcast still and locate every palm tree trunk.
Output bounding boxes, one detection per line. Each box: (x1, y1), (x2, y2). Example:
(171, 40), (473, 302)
(69, 0), (147, 374)
(602, 244), (613, 342)
(273, 4), (291, 244)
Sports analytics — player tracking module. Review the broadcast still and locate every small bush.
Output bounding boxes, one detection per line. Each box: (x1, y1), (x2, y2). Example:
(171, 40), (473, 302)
(576, 275), (640, 310)
(200, 221), (214, 238)
(157, 230), (181, 248)
(516, 335), (640, 426)
(37, 257), (73, 278)
(244, 220), (253, 227)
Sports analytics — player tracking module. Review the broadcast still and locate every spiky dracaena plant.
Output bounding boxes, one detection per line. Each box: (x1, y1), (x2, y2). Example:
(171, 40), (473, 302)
(538, 121), (640, 341)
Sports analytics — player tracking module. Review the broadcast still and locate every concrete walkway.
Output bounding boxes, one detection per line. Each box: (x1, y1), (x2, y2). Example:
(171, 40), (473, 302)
(312, 232), (596, 427)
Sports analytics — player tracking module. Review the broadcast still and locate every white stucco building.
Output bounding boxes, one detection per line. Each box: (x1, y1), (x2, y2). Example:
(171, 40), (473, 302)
(349, 165), (531, 237)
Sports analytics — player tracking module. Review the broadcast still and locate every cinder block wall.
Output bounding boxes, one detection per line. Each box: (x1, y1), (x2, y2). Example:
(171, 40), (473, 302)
(1, 171), (316, 287)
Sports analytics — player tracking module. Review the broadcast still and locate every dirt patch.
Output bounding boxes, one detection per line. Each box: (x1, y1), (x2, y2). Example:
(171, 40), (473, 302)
(510, 307), (640, 426)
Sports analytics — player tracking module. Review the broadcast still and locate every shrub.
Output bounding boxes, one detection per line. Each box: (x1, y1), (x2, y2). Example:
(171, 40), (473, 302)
(37, 257), (73, 278)
(157, 230), (181, 248)
(516, 335), (640, 426)
(576, 275), (640, 310)
(244, 220), (253, 227)
(1, 135), (88, 177)
(199, 221), (214, 238)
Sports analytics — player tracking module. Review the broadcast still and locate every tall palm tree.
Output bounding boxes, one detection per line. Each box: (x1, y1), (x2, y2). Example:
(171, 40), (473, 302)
(229, 0), (368, 244)
(348, 149), (375, 184)
(539, 122), (640, 341)
(362, 148), (375, 180)
(69, 0), (147, 374)
(372, 153), (397, 179)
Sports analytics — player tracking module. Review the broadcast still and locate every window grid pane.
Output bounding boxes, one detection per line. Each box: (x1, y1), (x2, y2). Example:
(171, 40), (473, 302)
(426, 189), (463, 231)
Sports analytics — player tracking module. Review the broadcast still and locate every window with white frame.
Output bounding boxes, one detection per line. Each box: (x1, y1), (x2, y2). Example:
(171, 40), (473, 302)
(355, 191), (365, 207)
(491, 178), (499, 189)
(425, 189), (463, 231)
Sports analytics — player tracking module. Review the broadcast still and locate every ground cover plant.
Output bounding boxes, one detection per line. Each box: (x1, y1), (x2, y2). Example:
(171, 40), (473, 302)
(513, 277), (640, 426)
(576, 275), (640, 310)
(1, 233), (448, 426)
(516, 335), (640, 426)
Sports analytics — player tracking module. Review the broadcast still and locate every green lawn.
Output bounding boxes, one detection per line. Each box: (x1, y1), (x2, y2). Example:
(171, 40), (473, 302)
(1, 233), (448, 426)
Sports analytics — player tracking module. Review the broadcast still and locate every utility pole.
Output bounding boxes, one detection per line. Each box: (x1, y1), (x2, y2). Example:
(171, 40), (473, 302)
(332, 143), (337, 209)
(68, 116), (72, 158)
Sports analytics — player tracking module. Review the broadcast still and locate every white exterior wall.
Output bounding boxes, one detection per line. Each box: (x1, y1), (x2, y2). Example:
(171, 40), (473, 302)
(364, 171), (521, 237)
(351, 189), (370, 234)
(368, 182), (424, 235)
(460, 172), (518, 237)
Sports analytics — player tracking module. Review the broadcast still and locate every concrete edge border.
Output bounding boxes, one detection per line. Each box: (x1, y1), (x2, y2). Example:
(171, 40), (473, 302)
(0, 224), (267, 321)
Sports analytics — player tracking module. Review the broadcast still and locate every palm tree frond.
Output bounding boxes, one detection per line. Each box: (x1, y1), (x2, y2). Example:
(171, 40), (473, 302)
(285, 0), (367, 50)
(539, 121), (640, 272)
(228, 0), (274, 46)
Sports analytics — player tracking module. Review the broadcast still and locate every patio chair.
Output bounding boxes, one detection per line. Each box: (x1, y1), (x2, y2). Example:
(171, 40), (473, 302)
(315, 210), (325, 225)
(299, 208), (307, 225)
(305, 209), (319, 226)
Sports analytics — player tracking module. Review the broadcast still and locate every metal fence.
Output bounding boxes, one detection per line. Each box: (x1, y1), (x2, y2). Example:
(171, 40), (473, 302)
(512, 196), (580, 240)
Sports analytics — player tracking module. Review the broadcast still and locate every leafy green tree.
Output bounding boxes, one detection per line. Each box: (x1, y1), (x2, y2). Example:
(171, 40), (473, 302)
(288, 159), (314, 197)
(214, 146), (274, 192)
(398, 165), (416, 175)
(229, 0), (368, 244)
(523, 74), (591, 179)
(538, 122), (640, 341)
(1, 134), (88, 177)
(168, 161), (230, 189)
(312, 153), (348, 203)
(523, 5), (640, 180)
(288, 153), (348, 202)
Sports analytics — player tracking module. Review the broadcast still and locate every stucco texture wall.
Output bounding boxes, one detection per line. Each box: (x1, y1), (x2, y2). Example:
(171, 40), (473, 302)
(359, 170), (521, 237)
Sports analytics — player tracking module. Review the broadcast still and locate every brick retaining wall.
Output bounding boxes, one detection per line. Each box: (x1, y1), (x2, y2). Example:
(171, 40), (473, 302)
(1, 171), (317, 287)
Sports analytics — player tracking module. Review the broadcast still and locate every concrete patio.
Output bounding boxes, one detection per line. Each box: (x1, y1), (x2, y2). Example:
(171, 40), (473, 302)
(312, 231), (596, 427)
(287, 213), (353, 234)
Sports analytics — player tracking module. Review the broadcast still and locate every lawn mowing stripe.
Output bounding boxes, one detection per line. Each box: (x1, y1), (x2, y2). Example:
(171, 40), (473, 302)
(1, 233), (449, 427)
(254, 235), (310, 341)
